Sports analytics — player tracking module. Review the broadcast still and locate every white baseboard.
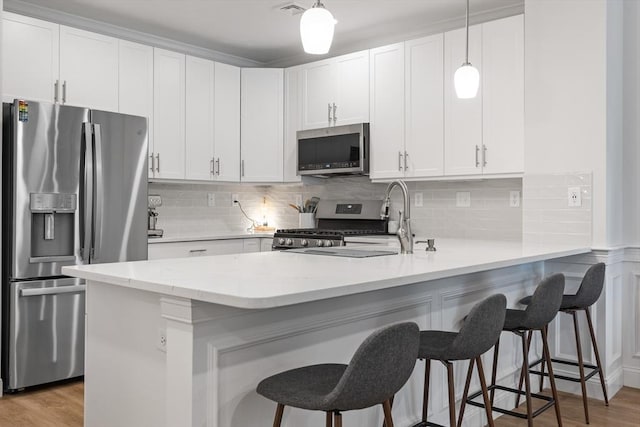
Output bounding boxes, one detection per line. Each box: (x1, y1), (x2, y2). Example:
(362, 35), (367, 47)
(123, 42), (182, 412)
(623, 366), (640, 389)
(549, 365), (623, 400)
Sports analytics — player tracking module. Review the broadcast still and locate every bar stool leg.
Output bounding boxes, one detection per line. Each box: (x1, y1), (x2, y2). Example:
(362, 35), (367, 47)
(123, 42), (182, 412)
(541, 326), (563, 427)
(585, 307), (609, 405)
(326, 411), (333, 427)
(382, 400), (394, 427)
(490, 338), (500, 407)
(572, 310), (590, 424)
(519, 332), (534, 427)
(422, 359), (431, 423)
(382, 395), (394, 427)
(476, 356), (495, 427)
(273, 404), (285, 427)
(516, 330), (533, 408)
(334, 411), (343, 427)
(539, 325), (548, 392)
(445, 361), (457, 427)
(457, 358), (475, 427)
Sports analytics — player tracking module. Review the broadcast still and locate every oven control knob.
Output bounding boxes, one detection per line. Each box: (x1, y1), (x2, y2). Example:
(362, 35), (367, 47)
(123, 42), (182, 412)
(285, 239), (293, 246)
(325, 240), (334, 247)
(301, 239), (309, 247)
(278, 238), (285, 245)
(317, 240), (324, 247)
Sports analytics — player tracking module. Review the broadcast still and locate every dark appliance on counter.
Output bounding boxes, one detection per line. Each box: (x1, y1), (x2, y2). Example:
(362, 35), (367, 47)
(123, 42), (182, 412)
(1, 100), (148, 391)
(272, 200), (387, 250)
(297, 123), (369, 176)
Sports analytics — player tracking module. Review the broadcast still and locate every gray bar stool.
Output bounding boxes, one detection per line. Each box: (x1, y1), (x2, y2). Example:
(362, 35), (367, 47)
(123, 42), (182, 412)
(256, 322), (419, 427)
(518, 263), (608, 424)
(464, 273), (565, 427)
(412, 294), (507, 427)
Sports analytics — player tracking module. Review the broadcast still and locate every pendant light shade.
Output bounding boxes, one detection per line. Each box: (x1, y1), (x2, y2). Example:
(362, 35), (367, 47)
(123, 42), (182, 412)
(454, 63), (480, 98)
(300, 1), (337, 55)
(454, 0), (479, 99)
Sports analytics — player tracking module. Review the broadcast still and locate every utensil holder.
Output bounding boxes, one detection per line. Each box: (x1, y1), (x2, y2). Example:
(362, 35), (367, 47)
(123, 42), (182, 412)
(299, 213), (315, 229)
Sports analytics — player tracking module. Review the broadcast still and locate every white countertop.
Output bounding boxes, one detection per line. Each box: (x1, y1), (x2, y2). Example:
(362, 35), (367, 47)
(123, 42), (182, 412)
(63, 239), (590, 310)
(148, 232), (273, 244)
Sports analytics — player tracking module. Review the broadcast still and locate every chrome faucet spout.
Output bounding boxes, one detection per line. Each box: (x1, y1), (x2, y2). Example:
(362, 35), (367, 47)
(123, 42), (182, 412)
(382, 180), (413, 254)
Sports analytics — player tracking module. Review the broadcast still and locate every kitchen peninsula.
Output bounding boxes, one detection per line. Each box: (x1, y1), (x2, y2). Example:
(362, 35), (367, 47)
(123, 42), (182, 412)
(63, 239), (589, 427)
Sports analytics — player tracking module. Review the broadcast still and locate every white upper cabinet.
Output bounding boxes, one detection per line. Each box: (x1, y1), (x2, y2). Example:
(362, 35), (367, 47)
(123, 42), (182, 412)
(369, 43), (405, 180)
(301, 50), (369, 130)
(481, 15), (524, 175)
(405, 33), (444, 178)
(118, 40), (154, 176)
(444, 24), (483, 176)
(241, 68), (284, 182)
(185, 56), (215, 181)
(59, 26), (119, 112)
(284, 67), (302, 182)
(213, 62), (241, 182)
(2, 13), (59, 103)
(153, 48), (186, 180)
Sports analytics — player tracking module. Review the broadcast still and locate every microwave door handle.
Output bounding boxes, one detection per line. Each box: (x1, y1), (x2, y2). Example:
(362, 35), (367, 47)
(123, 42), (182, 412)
(80, 123), (94, 262)
(92, 124), (104, 261)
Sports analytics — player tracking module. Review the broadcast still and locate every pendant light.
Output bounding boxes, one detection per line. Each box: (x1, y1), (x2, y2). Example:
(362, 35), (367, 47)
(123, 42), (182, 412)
(454, 0), (480, 99)
(300, 0), (337, 55)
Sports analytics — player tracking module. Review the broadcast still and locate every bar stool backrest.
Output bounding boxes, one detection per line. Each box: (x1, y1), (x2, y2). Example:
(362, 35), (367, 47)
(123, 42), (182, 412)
(573, 263), (606, 309)
(322, 322), (419, 411)
(523, 273), (565, 329)
(450, 294), (507, 360)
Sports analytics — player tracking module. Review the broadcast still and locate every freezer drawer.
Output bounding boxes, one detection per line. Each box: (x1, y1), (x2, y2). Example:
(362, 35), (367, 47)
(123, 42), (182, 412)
(7, 278), (85, 390)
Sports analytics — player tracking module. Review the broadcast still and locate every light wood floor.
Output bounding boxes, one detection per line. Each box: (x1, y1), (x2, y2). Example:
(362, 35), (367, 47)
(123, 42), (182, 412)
(0, 381), (636, 426)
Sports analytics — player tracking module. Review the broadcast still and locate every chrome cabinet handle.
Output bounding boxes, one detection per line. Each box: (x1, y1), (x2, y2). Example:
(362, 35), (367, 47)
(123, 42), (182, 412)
(404, 151), (409, 171)
(155, 153), (160, 173)
(482, 145), (487, 167)
(54, 80), (59, 103)
(333, 103), (337, 123)
(189, 249), (207, 253)
(475, 145), (480, 168)
(149, 153), (155, 173)
(216, 158), (220, 176)
(328, 103), (332, 124)
(210, 158), (215, 175)
(62, 80), (67, 104)
(241, 159), (245, 177)
(398, 151), (403, 171)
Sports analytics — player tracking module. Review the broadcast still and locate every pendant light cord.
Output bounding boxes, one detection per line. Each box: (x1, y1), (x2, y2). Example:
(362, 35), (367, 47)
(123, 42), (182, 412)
(465, 0), (470, 64)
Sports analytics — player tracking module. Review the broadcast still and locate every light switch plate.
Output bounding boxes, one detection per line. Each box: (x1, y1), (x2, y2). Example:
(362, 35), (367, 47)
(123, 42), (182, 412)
(414, 192), (423, 207)
(456, 192), (471, 208)
(207, 193), (215, 207)
(509, 191), (521, 208)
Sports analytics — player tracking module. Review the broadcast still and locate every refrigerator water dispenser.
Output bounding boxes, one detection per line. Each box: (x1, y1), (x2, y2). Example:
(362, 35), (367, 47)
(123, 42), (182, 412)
(29, 193), (77, 262)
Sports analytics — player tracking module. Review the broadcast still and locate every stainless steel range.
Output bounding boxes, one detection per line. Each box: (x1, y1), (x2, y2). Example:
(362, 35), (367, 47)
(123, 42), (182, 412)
(272, 200), (388, 250)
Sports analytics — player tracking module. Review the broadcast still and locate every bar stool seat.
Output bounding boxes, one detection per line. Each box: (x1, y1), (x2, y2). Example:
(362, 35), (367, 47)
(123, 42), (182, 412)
(257, 322), (420, 427)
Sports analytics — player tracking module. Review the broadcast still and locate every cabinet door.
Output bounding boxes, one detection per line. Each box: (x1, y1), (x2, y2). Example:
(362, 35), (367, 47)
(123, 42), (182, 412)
(2, 13), (59, 103)
(301, 59), (335, 129)
(214, 62), (241, 182)
(334, 50), (370, 126)
(444, 25), (483, 176)
(240, 68), (284, 182)
(481, 15), (524, 175)
(369, 43), (405, 180)
(59, 26), (119, 112)
(284, 67), (302, 182)
(405, 34), (444, 178)
(148, 240), (245, 259)
(185, 56), (215, 181)
(118, 40), (154, 177)
(153, 48), (186, 180)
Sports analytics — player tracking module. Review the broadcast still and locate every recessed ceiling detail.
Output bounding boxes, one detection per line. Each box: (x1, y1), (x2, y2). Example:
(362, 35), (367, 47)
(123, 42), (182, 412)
(277, 2), (307, 16)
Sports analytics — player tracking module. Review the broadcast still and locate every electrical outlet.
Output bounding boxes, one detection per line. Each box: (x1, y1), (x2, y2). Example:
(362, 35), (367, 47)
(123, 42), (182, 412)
(157, 328), (167, 352)
(232, 194), (239, 207)
(148, 194), (162, 208)
(568, 187), (582, 207)
(509, 191), (521, 208)
(456, 192), (471, 208)
(207, 193), (215, 207)
(414, 192), (423, 207)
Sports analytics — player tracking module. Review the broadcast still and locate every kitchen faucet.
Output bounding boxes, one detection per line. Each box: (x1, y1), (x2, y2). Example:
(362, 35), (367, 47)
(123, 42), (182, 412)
(381, 180), (413, 254)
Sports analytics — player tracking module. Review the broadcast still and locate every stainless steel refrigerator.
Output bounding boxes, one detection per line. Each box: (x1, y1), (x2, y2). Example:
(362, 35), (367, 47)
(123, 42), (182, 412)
(1, 99), (148, 391)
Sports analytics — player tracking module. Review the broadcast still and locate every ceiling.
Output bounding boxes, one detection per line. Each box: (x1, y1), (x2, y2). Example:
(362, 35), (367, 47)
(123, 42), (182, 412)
(8, 0), (523, 66)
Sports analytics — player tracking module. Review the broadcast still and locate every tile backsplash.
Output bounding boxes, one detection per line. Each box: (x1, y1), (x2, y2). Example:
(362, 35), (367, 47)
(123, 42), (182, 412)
(150, 177), (523, 241)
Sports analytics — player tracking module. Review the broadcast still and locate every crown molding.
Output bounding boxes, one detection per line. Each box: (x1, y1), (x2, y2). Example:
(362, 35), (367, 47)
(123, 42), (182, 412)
(3, 0), (265, 67)
(266, 2), (525, 68)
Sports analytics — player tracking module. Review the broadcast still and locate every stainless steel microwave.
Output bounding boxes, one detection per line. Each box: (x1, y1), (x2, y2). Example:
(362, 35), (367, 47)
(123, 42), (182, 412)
(297, 123), (369, 176)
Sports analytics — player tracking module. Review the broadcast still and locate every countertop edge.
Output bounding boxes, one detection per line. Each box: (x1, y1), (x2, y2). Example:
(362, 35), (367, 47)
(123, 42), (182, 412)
(148, 233), (274, 244)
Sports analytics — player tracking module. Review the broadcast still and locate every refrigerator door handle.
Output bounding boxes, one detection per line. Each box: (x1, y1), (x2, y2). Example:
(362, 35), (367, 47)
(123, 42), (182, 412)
(20, 285), (86, 297)
(92, 124), (104, 261)
(80, 123), (94, 262)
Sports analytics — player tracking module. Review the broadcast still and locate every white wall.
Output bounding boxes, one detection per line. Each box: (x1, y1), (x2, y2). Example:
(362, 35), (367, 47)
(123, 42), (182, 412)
(523, 0), (624, 248)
